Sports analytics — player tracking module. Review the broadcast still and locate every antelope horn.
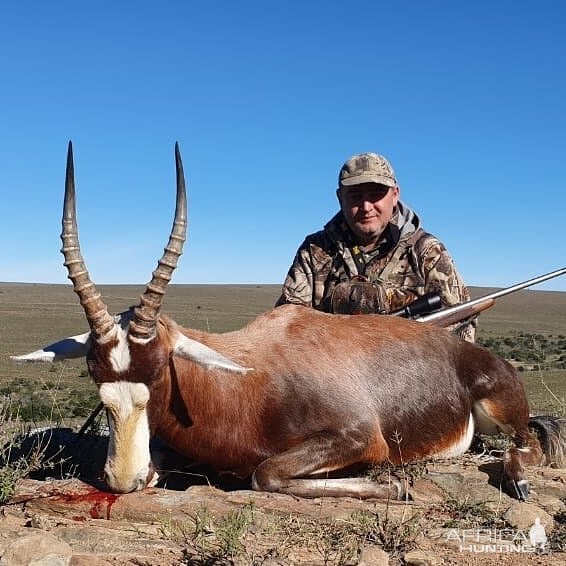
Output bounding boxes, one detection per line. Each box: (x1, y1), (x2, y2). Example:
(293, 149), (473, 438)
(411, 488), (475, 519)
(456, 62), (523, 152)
(130, 142), (187, 341)
(61, 141), (116, 341)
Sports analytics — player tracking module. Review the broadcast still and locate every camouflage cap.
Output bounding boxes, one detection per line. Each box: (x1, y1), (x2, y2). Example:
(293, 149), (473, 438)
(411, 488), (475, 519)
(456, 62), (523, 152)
(338, 153), (397, 188)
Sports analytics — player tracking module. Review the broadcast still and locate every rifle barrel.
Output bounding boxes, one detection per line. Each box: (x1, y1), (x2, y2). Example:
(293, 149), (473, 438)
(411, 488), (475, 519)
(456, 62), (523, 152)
(417, 266), (566, 325)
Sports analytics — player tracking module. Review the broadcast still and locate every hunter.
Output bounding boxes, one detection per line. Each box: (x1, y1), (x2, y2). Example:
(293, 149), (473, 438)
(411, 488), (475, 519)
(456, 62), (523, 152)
(276, 152), (475, 342)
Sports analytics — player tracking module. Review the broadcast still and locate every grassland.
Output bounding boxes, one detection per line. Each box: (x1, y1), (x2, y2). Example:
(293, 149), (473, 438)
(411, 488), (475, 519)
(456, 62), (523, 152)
(1, 282), (565, 421)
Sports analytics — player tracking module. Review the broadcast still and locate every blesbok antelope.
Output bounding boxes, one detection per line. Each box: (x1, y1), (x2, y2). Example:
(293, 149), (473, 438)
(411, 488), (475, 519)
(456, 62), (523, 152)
(13, 143), (564, 500)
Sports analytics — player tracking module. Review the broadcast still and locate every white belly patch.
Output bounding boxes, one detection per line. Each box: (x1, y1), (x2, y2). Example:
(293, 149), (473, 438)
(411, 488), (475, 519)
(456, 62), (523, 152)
(432, 413), (475, 459)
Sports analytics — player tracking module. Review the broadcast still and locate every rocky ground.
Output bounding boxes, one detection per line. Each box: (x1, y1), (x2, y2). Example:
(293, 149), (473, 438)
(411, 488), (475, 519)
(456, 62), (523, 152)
(0, 429), (565, 565)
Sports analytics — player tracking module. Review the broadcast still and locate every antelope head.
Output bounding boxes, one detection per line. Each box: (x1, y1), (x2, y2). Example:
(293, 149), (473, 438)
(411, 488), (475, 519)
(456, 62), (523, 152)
(13, 143), (248, 493)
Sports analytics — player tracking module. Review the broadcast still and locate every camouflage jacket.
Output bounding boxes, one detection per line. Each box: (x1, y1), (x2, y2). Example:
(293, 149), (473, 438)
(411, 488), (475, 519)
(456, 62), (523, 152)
(276, 202), (476, 342)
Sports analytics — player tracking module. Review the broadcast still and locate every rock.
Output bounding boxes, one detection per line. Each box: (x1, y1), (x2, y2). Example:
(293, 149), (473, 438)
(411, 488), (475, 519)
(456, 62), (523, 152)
(426, 466), (511, 506)
(2, 456), (565, 566)
(29, 513), (55, 530)
(410, 479), (447, 504)
(533, 493), (566, 515)
(503, 501), (554, 534)
(358, 546), (389, 565)
(1, 531), (72, 566)
(69, 556), (114, 566)
(403, 549), (442, 565)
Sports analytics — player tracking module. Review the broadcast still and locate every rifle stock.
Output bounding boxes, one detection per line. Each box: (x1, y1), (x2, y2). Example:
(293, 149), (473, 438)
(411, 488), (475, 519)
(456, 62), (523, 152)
(414, 266), (566, 328)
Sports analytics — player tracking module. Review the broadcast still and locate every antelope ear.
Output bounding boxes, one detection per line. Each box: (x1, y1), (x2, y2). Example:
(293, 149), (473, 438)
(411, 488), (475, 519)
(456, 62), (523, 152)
(172, 333), (252, 373)
(11, 332), (91, 363)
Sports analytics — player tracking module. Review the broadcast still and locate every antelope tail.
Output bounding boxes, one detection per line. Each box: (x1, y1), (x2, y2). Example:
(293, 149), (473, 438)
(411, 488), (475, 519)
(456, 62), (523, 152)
(529, 415), (566, 468)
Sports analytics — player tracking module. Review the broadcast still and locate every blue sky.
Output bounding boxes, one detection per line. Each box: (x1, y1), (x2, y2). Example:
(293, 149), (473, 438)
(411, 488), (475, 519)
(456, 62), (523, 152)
(1, 1), (565, 291)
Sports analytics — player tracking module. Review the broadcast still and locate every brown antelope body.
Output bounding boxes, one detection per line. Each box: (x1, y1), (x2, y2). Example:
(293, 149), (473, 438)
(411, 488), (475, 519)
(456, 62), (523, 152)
(13, 143), (565, 500)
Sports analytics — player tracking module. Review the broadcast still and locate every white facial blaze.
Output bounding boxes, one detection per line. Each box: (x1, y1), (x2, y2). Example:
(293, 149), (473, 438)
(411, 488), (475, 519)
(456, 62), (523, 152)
(108, 323), (131, 374)
(99, 381), (154, 493)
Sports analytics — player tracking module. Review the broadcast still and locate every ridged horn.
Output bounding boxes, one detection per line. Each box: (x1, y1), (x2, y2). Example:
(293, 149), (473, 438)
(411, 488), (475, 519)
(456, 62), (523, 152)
(129, 142), (187, 341)
(61, 141), (116, 341)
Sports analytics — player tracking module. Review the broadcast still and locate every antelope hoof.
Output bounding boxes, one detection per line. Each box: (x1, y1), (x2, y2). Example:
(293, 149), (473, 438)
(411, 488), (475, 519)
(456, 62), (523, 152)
(392, 479), (411, 501)
(147, 469), (160, 488)
(506, 478), (529, 501)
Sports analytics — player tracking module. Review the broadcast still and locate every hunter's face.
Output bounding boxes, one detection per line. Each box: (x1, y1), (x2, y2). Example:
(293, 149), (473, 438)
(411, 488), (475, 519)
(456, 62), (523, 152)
(338, 182), (399, 247)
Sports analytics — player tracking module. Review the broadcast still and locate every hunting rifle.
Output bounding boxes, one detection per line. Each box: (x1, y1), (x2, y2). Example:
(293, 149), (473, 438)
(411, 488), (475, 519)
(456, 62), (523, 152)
(413, 266), (566, 328)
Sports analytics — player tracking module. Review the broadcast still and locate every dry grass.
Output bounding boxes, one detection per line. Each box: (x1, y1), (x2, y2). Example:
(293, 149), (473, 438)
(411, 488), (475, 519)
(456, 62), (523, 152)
(159, 500), (422, 564)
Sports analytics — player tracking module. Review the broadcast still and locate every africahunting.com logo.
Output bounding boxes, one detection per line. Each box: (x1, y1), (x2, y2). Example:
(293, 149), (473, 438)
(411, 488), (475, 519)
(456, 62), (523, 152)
(445, 517), (549, 553)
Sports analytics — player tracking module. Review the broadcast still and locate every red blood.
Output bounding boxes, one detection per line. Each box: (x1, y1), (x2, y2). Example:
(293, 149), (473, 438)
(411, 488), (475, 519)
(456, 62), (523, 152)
(54, 488), (119, 520)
